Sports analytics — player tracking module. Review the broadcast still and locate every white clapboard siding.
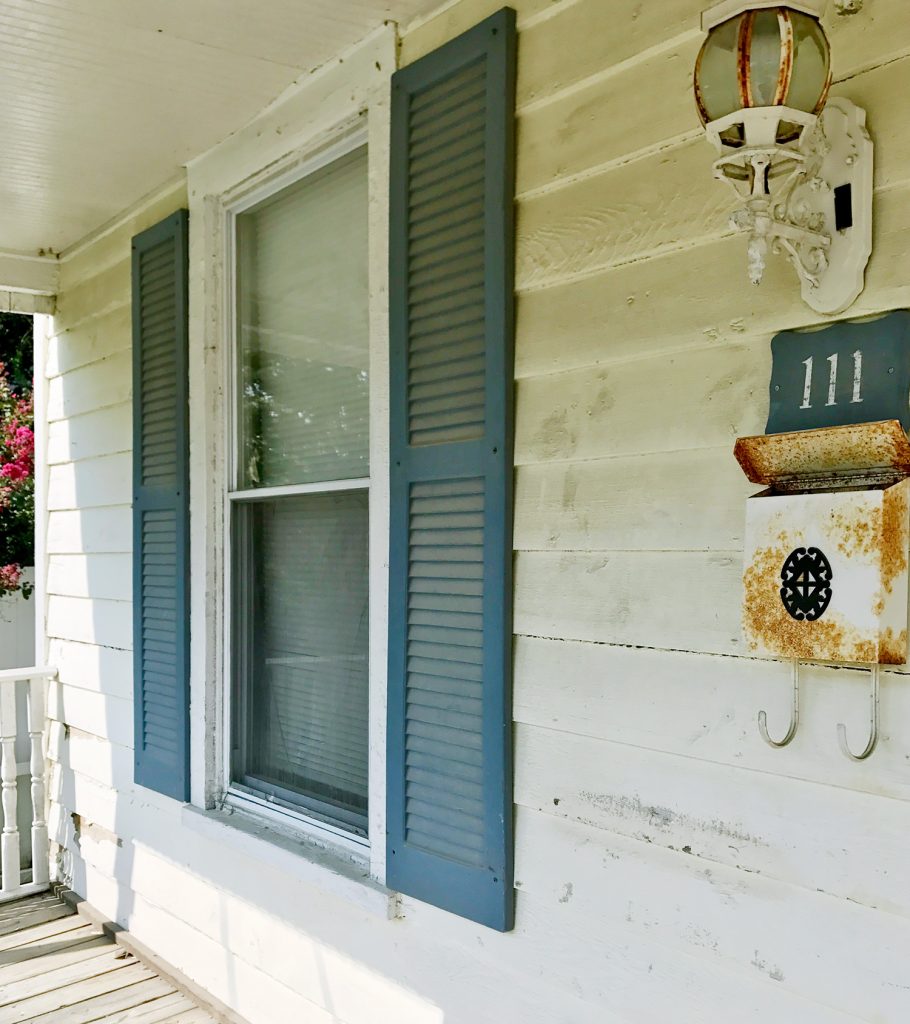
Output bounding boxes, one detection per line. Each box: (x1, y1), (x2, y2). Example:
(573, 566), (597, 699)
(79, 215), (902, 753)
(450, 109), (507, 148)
(50, 766), (120, 845)
(518, 43), (700, 198)
(515, 183), (910, 379)
(517, 138), (732, 292)
(518, 163), (910, 299)
(513, 449), (754, 552)
(47, 679), (133, 750)
(47, 403), (132, 465)
(45, 552), (131, 603)
(514, 636), (910, 800)
(46, 507), (132, 555)
(47, 638), (132, 699)
(395, 891), (861, 1024)
(49, 725), (132, 792)
(516, 0), (699, 110)
(830, 3), (910, 76)
(515, 338), (768, 465)
(45, 305), (131, 379)
(515, 549), (743, 655)
(515, 722), (910, 921)
(46, 351), (132, 423)
(400, 0), (574, 70)
(59, 770), (617, 1024)
(77, 836), (499, 1024)
(68, 857), (420, 1024)
(518, 49), (910, 202)
(47, 553), (132, 602)
(72, 825), (856, 1024)
(46, 595), (131, 649)
(514, 232), (796, 379)
(47, 453), (132, 511)
(514, 807), (910, 1023)
(53, 262), (131, 335)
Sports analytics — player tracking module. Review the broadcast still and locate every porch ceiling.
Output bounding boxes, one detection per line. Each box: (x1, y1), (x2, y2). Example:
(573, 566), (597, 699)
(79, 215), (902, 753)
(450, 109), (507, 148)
(0, 0), (437, 260)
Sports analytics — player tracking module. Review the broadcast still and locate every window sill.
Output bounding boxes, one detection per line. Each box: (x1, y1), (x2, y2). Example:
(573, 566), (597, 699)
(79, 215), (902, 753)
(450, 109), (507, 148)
(181, 803), (397, 920)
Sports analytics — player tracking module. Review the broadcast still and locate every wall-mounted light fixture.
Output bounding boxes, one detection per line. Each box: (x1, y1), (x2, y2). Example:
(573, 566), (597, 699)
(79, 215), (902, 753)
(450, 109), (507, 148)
(695, 1), (872, 314)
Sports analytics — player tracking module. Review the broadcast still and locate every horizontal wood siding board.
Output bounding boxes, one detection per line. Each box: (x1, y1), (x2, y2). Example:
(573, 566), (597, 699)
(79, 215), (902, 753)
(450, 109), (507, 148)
(513, 635), (910, 799)
(513, 449), (754, 552)
(514, 338), (768, 466)
(514, 721), (910, 923)
(514, 179), (910, 379)
(514, 549), (743, 655)
(513, 807), (910, 1023)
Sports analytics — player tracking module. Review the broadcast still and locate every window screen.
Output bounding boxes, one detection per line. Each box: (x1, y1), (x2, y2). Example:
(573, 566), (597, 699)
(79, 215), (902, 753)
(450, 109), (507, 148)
(230, 143), (370, 836)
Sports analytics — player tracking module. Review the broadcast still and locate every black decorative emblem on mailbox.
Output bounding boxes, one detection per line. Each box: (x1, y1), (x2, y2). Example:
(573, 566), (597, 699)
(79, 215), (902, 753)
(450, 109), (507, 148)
(780, 547), (833, 621)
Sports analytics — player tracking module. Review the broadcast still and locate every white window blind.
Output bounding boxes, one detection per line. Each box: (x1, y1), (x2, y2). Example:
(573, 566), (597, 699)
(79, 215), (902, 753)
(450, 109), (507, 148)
(231, 141), (370, 836)
(236, 145), (370, 489)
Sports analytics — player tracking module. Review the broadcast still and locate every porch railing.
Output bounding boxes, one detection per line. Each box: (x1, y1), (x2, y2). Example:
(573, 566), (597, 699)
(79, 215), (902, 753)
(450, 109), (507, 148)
(0, 666), (56, 902)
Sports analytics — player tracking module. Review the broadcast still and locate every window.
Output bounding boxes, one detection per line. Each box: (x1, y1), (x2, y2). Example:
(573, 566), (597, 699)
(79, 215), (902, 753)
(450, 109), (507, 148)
(227, 141), (371, 841)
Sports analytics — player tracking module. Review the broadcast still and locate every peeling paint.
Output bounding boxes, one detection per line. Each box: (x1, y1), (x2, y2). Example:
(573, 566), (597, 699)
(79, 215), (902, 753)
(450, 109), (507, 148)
(752, 951), (785, 983)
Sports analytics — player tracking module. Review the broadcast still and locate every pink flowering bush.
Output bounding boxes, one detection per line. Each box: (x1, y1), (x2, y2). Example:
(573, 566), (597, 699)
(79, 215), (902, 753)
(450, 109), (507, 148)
(0, 362), (33, 598)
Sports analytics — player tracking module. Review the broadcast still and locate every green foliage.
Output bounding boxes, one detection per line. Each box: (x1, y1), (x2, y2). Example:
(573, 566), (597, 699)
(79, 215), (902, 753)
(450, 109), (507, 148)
(0, 313), (34, 596)
(0, 312), (33, 396)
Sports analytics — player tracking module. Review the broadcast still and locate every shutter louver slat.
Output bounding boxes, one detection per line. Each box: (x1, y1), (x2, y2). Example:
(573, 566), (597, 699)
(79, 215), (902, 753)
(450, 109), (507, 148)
(132, 209), (190, 802)
(388, 8), (515, 931)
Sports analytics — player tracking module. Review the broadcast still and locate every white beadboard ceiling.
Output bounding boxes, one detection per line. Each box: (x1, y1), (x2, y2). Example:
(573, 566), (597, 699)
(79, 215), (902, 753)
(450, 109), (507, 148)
(0, 0), (438, 259)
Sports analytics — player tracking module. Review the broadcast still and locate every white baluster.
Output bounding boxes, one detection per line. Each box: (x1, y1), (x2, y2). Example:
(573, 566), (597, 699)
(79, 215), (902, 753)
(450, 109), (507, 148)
(28, 676), (48, 887)
(0, 680), (19, 896)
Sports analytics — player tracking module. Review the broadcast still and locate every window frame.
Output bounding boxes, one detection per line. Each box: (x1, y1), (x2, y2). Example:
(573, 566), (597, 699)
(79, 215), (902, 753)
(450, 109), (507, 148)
(186, 70), (392, 892)
(220, 128), (374, 854)
(187, 30), (393, 884)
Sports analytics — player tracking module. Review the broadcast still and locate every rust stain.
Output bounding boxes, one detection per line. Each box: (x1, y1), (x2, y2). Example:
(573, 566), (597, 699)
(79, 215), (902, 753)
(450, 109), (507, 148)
(879, 628), (908, 665)
(880, 483), (909, 595)
(734, 420), (910, 486)
(831, 502), (880, 562)
(744, 537), (875, 663)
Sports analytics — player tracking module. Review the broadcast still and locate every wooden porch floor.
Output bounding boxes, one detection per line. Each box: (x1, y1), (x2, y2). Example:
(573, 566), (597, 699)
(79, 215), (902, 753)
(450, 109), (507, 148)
(0, 892), (218, 1023)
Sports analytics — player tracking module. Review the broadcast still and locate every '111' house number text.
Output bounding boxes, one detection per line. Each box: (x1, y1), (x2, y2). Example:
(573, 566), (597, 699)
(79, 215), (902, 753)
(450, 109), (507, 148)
(800, 351), (864, 410)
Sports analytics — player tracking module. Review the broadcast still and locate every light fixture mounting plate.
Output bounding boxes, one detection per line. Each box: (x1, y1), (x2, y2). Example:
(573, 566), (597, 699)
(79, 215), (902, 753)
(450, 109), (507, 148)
(796, 97), (873, 314)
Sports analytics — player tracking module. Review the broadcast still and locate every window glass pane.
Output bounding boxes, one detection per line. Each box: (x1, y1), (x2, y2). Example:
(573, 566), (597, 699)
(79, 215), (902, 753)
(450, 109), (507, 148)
(236, 146), (369, 489)
(233, 491), (369, 832)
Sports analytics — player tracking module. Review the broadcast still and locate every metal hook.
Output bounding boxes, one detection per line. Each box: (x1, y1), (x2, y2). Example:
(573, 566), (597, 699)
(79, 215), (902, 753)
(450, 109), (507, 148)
(758, 660), (800, 748)
(837, 664), (880, 762)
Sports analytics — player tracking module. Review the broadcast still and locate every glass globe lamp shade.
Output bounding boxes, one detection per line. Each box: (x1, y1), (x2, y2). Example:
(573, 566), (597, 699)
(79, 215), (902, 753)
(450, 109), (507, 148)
(694, 6), (832, 145)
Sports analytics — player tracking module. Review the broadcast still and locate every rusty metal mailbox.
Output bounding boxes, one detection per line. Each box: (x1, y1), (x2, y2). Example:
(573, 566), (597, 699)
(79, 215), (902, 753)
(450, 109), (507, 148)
(735, 420), (910, 666)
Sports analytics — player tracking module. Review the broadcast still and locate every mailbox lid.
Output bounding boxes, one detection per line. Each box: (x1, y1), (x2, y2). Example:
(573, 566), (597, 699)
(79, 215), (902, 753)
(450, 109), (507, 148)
(743, 478), (910, 665)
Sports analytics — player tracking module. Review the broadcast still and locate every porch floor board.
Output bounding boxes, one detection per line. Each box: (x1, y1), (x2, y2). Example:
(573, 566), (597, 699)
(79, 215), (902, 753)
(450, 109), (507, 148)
(0, 894), (218, 1024)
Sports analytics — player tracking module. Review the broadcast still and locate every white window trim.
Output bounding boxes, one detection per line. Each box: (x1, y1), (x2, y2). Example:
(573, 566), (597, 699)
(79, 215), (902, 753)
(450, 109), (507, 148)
(222, 127), (371, 856)
(186, 25), (393, 883)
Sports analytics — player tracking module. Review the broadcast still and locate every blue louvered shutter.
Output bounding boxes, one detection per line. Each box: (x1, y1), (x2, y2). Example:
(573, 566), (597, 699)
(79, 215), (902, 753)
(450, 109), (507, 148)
(387, 8), (516, 932)
(132, 210), (190, 801)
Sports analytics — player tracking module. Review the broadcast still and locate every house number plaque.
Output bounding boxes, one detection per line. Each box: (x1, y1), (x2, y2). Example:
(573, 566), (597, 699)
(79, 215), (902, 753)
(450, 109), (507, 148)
(766, 311), (910, 435)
